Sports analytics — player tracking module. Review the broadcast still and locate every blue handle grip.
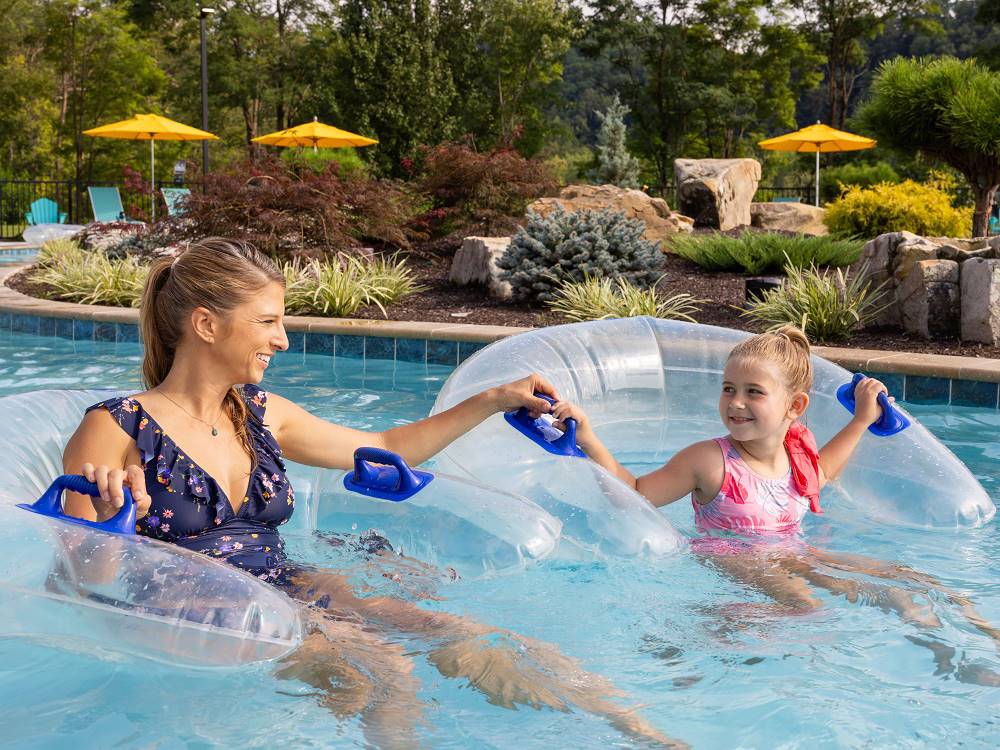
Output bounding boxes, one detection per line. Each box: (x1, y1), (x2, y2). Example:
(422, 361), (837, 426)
(836, 373), (910, 437)
(17, 474), (137, 535)
(504, 392), (586, 458)
(343, 447), (433, 502)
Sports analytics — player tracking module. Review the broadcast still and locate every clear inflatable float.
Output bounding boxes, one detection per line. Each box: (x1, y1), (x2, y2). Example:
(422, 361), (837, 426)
(431, 317), (995, 532)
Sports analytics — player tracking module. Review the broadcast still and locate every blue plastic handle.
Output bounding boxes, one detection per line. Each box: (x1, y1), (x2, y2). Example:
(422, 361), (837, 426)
(836, 373), (910, 437)
(342, 447), (434, 502)
(504, 392), (586, 458)
(17, 474), (137, 535)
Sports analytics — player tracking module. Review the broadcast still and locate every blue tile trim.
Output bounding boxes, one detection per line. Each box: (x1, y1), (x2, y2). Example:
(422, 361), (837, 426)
(116, 323), (139, 343)
(38, 316), (56, 337)
(0, 311), (9, 330)
(950, 379), (999, 408)
(364, 336), (395, 361)
(427, 339), (458, 366)
(863, 371), (904, 401)
(306, 332), (336, 356)
(55, 318), (74, 340)
(94, 322), (116, 342)
(286, 331), (305, 354)
(459, 341), (486, 363)
(12, 314), (38, 334)
(73, 319), (94, 341)
(904, 375), (950, 404)
(336, 335), (364, 359)
(396, 338), (426, 363)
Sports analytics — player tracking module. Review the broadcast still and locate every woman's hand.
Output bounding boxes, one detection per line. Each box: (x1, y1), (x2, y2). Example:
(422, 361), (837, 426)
(851, 376), (891, 426)
(80, 463), (152, 522)
(489, 373), (559, 416)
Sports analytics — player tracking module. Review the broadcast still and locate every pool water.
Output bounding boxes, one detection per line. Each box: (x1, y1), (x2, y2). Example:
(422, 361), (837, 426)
(1, 330), (998, 749)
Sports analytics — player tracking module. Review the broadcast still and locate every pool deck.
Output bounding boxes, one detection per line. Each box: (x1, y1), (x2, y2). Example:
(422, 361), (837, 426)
(3, 263), (1000, 383)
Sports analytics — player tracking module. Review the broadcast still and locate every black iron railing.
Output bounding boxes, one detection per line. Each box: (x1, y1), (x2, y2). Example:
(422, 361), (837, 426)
(648, 184), (815, 210)
(0, 179), (201, 240)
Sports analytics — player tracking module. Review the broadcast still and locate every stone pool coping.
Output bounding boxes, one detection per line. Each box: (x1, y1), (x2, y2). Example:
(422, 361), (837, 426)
(5, 263), (1000, 407)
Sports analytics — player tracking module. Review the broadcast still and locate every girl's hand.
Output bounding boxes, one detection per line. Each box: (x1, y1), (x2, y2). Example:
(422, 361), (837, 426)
(80, 463), (152, 522)
(851, 376), (891, 426)
(490, 373), (558, 416)
(551, 400), (595, 442)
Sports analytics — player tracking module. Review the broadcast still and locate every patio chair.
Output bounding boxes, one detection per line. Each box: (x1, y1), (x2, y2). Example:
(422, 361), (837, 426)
(24, 197), (68, 226)
(990, 203), (1000, 235)
(160, 187), (191, 218)
(87, 186), (143, 224)
(771, 196), (802, 203)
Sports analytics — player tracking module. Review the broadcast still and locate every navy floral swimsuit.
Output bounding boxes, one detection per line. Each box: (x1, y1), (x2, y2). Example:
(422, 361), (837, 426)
(87, 385), (298, 584)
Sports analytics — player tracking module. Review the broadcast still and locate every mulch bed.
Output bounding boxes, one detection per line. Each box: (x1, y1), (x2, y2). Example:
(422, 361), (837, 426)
(9, 250), (1000, 359)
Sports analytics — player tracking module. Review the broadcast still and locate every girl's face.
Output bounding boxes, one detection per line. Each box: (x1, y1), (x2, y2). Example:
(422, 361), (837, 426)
(214, 282), (289, 384)
(719, 356), (807, 442)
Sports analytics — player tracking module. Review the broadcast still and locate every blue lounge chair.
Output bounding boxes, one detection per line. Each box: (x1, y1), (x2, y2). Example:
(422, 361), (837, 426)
(771, 196), (802, 203)
(990, 203), (1000, 235)
(87, 186), (143, 224)
(25, 197), (67, 225)
(160, 187), (191, 218)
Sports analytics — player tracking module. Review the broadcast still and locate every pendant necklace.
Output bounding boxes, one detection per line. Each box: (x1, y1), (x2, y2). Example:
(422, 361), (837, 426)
(159, 391), (224, 437)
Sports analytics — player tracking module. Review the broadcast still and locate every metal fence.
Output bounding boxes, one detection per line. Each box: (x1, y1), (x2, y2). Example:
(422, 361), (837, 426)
(0, 179), (200, 240)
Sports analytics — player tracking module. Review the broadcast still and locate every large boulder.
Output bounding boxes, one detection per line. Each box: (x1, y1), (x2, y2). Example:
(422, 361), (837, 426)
(674, 158), (761, 230)
(449, 236), (512, 300)
(896, 259), (960, 339)
(526, 184), (693, 246)
(960, 258), (1000, 344)
(749, 202), (828, 236)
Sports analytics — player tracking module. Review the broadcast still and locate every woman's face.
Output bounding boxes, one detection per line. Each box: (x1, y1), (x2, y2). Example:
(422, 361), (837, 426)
(215, 282), (289, 384)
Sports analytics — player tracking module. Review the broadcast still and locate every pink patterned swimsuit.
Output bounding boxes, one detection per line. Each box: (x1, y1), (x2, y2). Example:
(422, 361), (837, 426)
(691, 436), (813, 554)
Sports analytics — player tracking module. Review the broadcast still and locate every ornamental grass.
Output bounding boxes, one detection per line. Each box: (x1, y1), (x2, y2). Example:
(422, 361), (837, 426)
(548, 274), (704, 322)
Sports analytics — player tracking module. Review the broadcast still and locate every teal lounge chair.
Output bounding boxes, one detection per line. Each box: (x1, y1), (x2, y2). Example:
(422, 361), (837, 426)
(771, 196), (802, 203)
(160, 187), (191, 218)
(87, 186), (143, 224)
(25, 197), (67, 225)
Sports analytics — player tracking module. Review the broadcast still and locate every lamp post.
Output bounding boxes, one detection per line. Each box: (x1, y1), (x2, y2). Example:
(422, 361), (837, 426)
(199, 7), (215, 179)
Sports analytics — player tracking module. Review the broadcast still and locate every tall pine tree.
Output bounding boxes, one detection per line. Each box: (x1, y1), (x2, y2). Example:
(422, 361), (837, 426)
(594, 95), (640, 187)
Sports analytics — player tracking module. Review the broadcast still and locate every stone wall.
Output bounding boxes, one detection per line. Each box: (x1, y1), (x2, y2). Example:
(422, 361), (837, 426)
(852, 232), (1000, 343)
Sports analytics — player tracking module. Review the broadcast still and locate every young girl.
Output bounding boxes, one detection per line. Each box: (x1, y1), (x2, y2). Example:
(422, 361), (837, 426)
(552, 326), (1000, 680)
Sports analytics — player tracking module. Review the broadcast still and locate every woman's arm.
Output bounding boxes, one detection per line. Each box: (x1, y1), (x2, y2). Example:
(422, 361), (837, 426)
(818, 376), (888, 484)
(268, 374), (558, 470)
(62, 409), (152, 522)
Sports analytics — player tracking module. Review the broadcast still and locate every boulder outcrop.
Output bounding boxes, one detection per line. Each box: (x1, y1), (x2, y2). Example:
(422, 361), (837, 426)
(674, 158), (761, 230)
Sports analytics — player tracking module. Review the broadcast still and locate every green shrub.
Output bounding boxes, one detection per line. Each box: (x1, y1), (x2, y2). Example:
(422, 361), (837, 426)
(32, 244), (149, 307)
(741, 259), (889, 342)
(497, 207), (663, 304)
(282, 254), (423, 317)
(819, 161), (900, 203)
(823, 180), (973, 238)
(668, 231), (862, 274)
(548, 274), (703, 322)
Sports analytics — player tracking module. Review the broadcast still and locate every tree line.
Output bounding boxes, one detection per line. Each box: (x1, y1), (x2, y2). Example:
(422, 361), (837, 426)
(2, 0), (1000, 188)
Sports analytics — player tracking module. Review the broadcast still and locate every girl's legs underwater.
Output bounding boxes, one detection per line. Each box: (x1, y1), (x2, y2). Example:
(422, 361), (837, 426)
(700, 546), (1000, 684)
(281, 568), (687, 749)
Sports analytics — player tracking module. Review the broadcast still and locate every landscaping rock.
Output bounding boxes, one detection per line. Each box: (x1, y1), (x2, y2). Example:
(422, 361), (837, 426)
(673, 158), (761, 230)
(853, 231), (919, 327)
(897, 259), (960, 339)
(749, 202), (828, 236)
(955, 247), (996, 263)
(960, 258), (1000, 344)
(449, 236), (512, 300)
(526, 184), (692, 246)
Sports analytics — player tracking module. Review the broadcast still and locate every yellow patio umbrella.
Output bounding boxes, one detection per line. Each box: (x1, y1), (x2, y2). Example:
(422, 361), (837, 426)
(759, 122), (876, 207)
(252, 117), (378, 152)
(83, 113), (219, 221)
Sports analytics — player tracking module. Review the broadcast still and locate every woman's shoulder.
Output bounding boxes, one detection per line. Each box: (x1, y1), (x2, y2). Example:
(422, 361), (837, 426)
(85, 391), (152, 426)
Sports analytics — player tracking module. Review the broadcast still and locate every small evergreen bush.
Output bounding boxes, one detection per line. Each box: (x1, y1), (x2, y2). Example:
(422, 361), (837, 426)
(548, 274), (703, 322)
(823, 180), (973, 238)
(741, 259), (889, 342)
(497, 207), (664, 304)
(593, 95), (640, 188)
(669, 231), (862, 274)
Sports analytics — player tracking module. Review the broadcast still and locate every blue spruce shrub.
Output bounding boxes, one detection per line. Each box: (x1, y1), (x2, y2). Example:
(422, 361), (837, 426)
(497, 207), (662, 303)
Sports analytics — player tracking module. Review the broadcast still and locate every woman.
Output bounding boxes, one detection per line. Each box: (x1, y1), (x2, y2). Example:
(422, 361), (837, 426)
(62, 238), (678, 749)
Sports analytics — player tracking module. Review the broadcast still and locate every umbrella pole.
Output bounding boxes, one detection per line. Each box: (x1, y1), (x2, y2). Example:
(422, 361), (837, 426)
(150, 139), (156, 222)
(815, 149), (820, 207)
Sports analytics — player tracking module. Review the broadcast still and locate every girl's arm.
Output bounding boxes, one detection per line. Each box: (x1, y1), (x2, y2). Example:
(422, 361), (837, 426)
(551, 401), (709, 507)
(818, 376), (888, 484)
(269, 374), (558, 469)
